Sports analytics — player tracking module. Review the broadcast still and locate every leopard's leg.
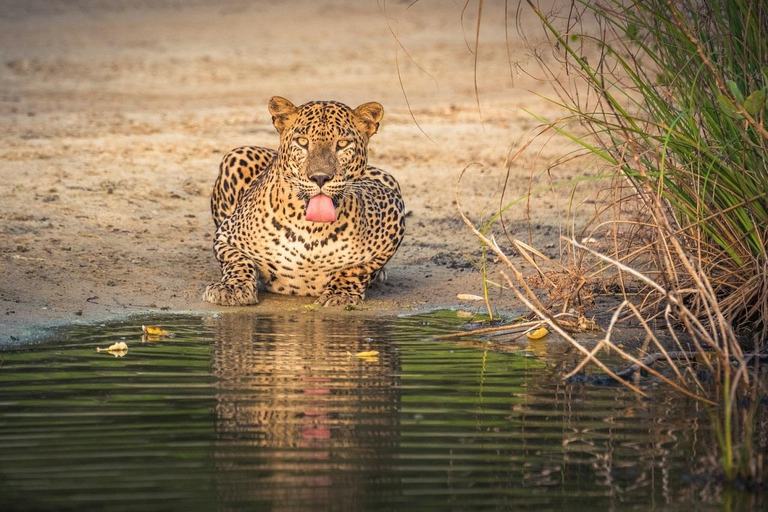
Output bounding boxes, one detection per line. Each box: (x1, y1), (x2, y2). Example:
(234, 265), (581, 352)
(211, 146), (276, 228)
(203, 230), (259, 306)
(315, 258), (388, 307)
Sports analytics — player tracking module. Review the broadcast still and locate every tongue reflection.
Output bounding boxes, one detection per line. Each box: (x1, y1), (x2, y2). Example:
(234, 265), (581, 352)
(305, 194), (337, 223)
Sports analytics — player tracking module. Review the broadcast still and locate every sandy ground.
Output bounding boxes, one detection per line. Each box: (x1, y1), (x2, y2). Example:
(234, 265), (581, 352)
(0, 0), (600, 344)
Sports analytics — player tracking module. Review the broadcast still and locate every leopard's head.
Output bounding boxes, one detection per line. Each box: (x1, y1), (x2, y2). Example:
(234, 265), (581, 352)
(268, 97), (383, 221)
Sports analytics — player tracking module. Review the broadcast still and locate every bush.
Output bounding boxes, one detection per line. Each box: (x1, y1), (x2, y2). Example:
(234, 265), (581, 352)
(461, 0), (768, 484)
(525, 0), (768, 344)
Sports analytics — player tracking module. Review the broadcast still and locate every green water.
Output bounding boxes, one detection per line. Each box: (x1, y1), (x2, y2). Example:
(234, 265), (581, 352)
(0, 311), (761, 511)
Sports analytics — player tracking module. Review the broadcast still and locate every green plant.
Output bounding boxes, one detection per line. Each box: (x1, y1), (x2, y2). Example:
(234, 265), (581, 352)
(454, 0), (768, 485)
(525, 0), (768, 342)
(508, 0), (768, 484)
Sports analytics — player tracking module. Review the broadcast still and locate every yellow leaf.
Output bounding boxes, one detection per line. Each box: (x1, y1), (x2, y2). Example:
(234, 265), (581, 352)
(96, 341), (129, 357)
(354, 350), (380, 358)
(457, 293), (484, 301)
(526, 326), (548, 340)
(142, 325), (172, 336)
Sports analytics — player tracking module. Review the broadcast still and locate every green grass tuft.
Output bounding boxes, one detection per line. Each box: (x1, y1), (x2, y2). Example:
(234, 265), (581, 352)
(527, 0), (768, 342)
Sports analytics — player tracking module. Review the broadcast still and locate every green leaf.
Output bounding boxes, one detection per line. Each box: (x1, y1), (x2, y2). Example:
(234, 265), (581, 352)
(743, 88), (766, 116)
(717, 94), (743, 119)
(726, 80), (744, 103)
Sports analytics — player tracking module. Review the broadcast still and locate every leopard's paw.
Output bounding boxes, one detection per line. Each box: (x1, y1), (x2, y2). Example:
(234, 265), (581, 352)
(314, 291), (363, 308)
(203, 282), (258, 306)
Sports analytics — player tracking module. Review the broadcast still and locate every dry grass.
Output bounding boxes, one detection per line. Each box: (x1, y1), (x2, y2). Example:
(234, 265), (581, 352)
(455, 0), (768, 484)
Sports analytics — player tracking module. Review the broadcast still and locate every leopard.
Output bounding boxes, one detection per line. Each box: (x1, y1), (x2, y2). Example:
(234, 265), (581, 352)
(202, 96), (405, 307)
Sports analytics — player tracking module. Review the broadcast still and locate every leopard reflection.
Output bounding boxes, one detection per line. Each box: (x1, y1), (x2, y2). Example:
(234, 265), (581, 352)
(209, 312), (400, 508)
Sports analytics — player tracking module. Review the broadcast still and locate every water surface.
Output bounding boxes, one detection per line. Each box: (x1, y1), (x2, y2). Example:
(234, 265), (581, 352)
(0, 311), (760, 510)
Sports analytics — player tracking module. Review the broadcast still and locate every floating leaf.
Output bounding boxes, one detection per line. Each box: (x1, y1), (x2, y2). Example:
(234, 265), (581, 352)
(457, 293), (484, 301)
(142, 325), (172, 337)
(96, 341), (128, 357)
(354, 350), (380, 358)
(743, 88), (766, 116)
(716, 94), (743, 119)
(526, 326), (549, 340)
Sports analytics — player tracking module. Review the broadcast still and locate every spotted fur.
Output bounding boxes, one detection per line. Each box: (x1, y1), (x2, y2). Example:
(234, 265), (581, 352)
(203, 97), (405, 307)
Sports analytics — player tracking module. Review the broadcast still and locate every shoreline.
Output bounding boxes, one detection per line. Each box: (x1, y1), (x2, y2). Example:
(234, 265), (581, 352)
(1, 290), (516, 348)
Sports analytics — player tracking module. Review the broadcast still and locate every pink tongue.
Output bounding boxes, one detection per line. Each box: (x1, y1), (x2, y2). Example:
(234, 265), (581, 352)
(305, 194), (336, 222)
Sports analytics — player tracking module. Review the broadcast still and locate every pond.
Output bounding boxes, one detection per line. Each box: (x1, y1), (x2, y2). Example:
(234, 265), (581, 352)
(0, 310), (762, 511)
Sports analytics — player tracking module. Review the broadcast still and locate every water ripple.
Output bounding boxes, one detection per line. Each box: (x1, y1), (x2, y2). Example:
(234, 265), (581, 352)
(0, 310), (754, 511)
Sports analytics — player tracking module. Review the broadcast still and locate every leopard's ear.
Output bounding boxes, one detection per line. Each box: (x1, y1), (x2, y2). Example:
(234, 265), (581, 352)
(353, 102), (384, 139)
(268, 96), (298, 134)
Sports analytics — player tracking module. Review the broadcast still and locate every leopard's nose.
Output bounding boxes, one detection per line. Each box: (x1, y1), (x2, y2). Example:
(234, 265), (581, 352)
(309, 174), (330, 189)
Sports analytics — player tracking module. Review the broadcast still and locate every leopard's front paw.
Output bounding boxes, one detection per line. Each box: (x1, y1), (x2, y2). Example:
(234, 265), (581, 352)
(314, 291), (363, 308)
(203, 282), (258, 306)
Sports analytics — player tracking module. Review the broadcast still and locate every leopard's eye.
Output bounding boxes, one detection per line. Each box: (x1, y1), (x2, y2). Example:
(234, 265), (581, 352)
(295, 137), (309, 147)
(336, 139), (351, 150)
